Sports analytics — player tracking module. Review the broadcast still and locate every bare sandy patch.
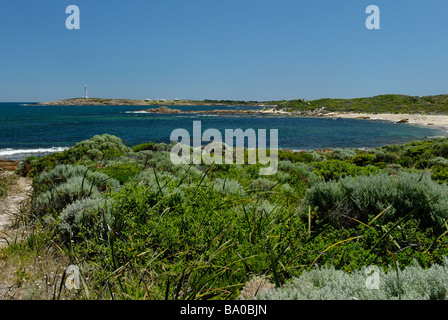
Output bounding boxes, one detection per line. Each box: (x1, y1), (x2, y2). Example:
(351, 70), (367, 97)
(325, 112), (448, 130)
(0, 172), (32, 247)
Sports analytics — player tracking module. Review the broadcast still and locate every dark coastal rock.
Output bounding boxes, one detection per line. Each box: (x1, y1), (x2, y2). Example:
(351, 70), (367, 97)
(145, 106), (183, 113)
(142, 107), (292, 116)
(298, 107), (328, 116)
(397, 119), (409, 123)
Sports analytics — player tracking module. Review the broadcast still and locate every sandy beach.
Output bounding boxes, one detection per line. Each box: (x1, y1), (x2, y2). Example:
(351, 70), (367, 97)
(140, 106), (448, 133)
(322, 112), (448, 131)
(258, 108), (448, 131)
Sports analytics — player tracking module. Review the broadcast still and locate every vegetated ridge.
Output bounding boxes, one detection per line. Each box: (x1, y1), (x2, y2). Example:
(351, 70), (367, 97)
(277, 94), (448, 114)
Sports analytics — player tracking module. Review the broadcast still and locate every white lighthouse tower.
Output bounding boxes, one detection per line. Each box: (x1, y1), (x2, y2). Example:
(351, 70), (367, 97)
(84, 85), (88, 99)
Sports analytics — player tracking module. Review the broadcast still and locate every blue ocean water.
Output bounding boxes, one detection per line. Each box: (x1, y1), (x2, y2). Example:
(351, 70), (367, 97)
(0, 102), (446, 160)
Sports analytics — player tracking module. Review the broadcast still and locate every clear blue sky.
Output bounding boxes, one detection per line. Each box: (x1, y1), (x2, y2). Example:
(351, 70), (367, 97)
(1, 0), (447, 102)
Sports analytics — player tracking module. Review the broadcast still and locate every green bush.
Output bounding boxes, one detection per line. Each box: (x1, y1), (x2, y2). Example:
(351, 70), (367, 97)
(16, 156), (39, 177)
(132, 142), (156, 152)
(312, 160), (379, 181)
(278, 150), (314, 163)
(17, 134), (131, 178)
(100, 162), (143, 184)
(372, 150), (398, 164)
(431, 167), (448, 184)
(351, 153), (375, 166)
(431, 142), (448, 158)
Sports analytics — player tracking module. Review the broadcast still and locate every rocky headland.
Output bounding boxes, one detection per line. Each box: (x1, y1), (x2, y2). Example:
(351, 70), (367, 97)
(33, 98), (274, 107)
(34, 98), (149, 106)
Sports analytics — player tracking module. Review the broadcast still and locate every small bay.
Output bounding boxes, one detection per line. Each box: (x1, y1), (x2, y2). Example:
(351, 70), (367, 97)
(0, 102), (446, 160)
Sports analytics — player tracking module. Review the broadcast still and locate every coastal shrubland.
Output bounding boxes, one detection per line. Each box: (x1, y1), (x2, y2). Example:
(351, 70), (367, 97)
(251, 259), (448, 300)
(277, 94), (448, 114)
(6, 134), (448, 300)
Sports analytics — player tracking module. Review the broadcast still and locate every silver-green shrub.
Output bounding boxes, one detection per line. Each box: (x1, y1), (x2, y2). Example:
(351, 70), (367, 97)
(214, 178), (245, 196)
(331, 148), (357, 161)
(243, 200), (277, 219)
(300, 172), (448, 230)
(278, 160), (295, 172)
(278, 161), (320, 185)
(308, 151), (326, 162)
(252, 258), (448, 300)
(429, 157), (448, 167)
(87, 171), (120, 191)
(134, 168), (175, 187)
(75, 134), (130, 154)
(38, 164), (120, 192)
(59, 197), (115, 238)
(248, 178), (276, 193)
(280, 183), (295, 196)
(38, 164), (90, 186)
(34, 176), (100, 217)
(275, 171), (291, 183)
(174, 165), (204, 182)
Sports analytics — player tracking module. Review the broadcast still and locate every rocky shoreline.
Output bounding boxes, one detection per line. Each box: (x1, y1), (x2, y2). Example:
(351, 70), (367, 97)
(141, 106), (291, 115)
(141, 106), (330, 116)
(141, 106), (448, 130)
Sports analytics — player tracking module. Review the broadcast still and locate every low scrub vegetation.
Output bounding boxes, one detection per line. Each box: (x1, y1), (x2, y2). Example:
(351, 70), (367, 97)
(5, 134), (448, 300)
(278, 94), (448, 114)
(249, 259), (448, 300)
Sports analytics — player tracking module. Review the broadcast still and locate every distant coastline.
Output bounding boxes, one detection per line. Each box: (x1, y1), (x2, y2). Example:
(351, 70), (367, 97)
(138, 106), (448, 129)
(32, 94), (448, 129)
(34, 94), (448, 113)
(32, 98), (274, 107)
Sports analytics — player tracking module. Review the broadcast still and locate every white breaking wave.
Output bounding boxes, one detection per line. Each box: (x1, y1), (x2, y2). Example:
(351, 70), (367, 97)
(0, 147), (69, 157)
(124, 111), (149, 114)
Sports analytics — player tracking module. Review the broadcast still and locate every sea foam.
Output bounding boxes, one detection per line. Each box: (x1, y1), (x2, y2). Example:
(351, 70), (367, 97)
(0, 147), (69, 158)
